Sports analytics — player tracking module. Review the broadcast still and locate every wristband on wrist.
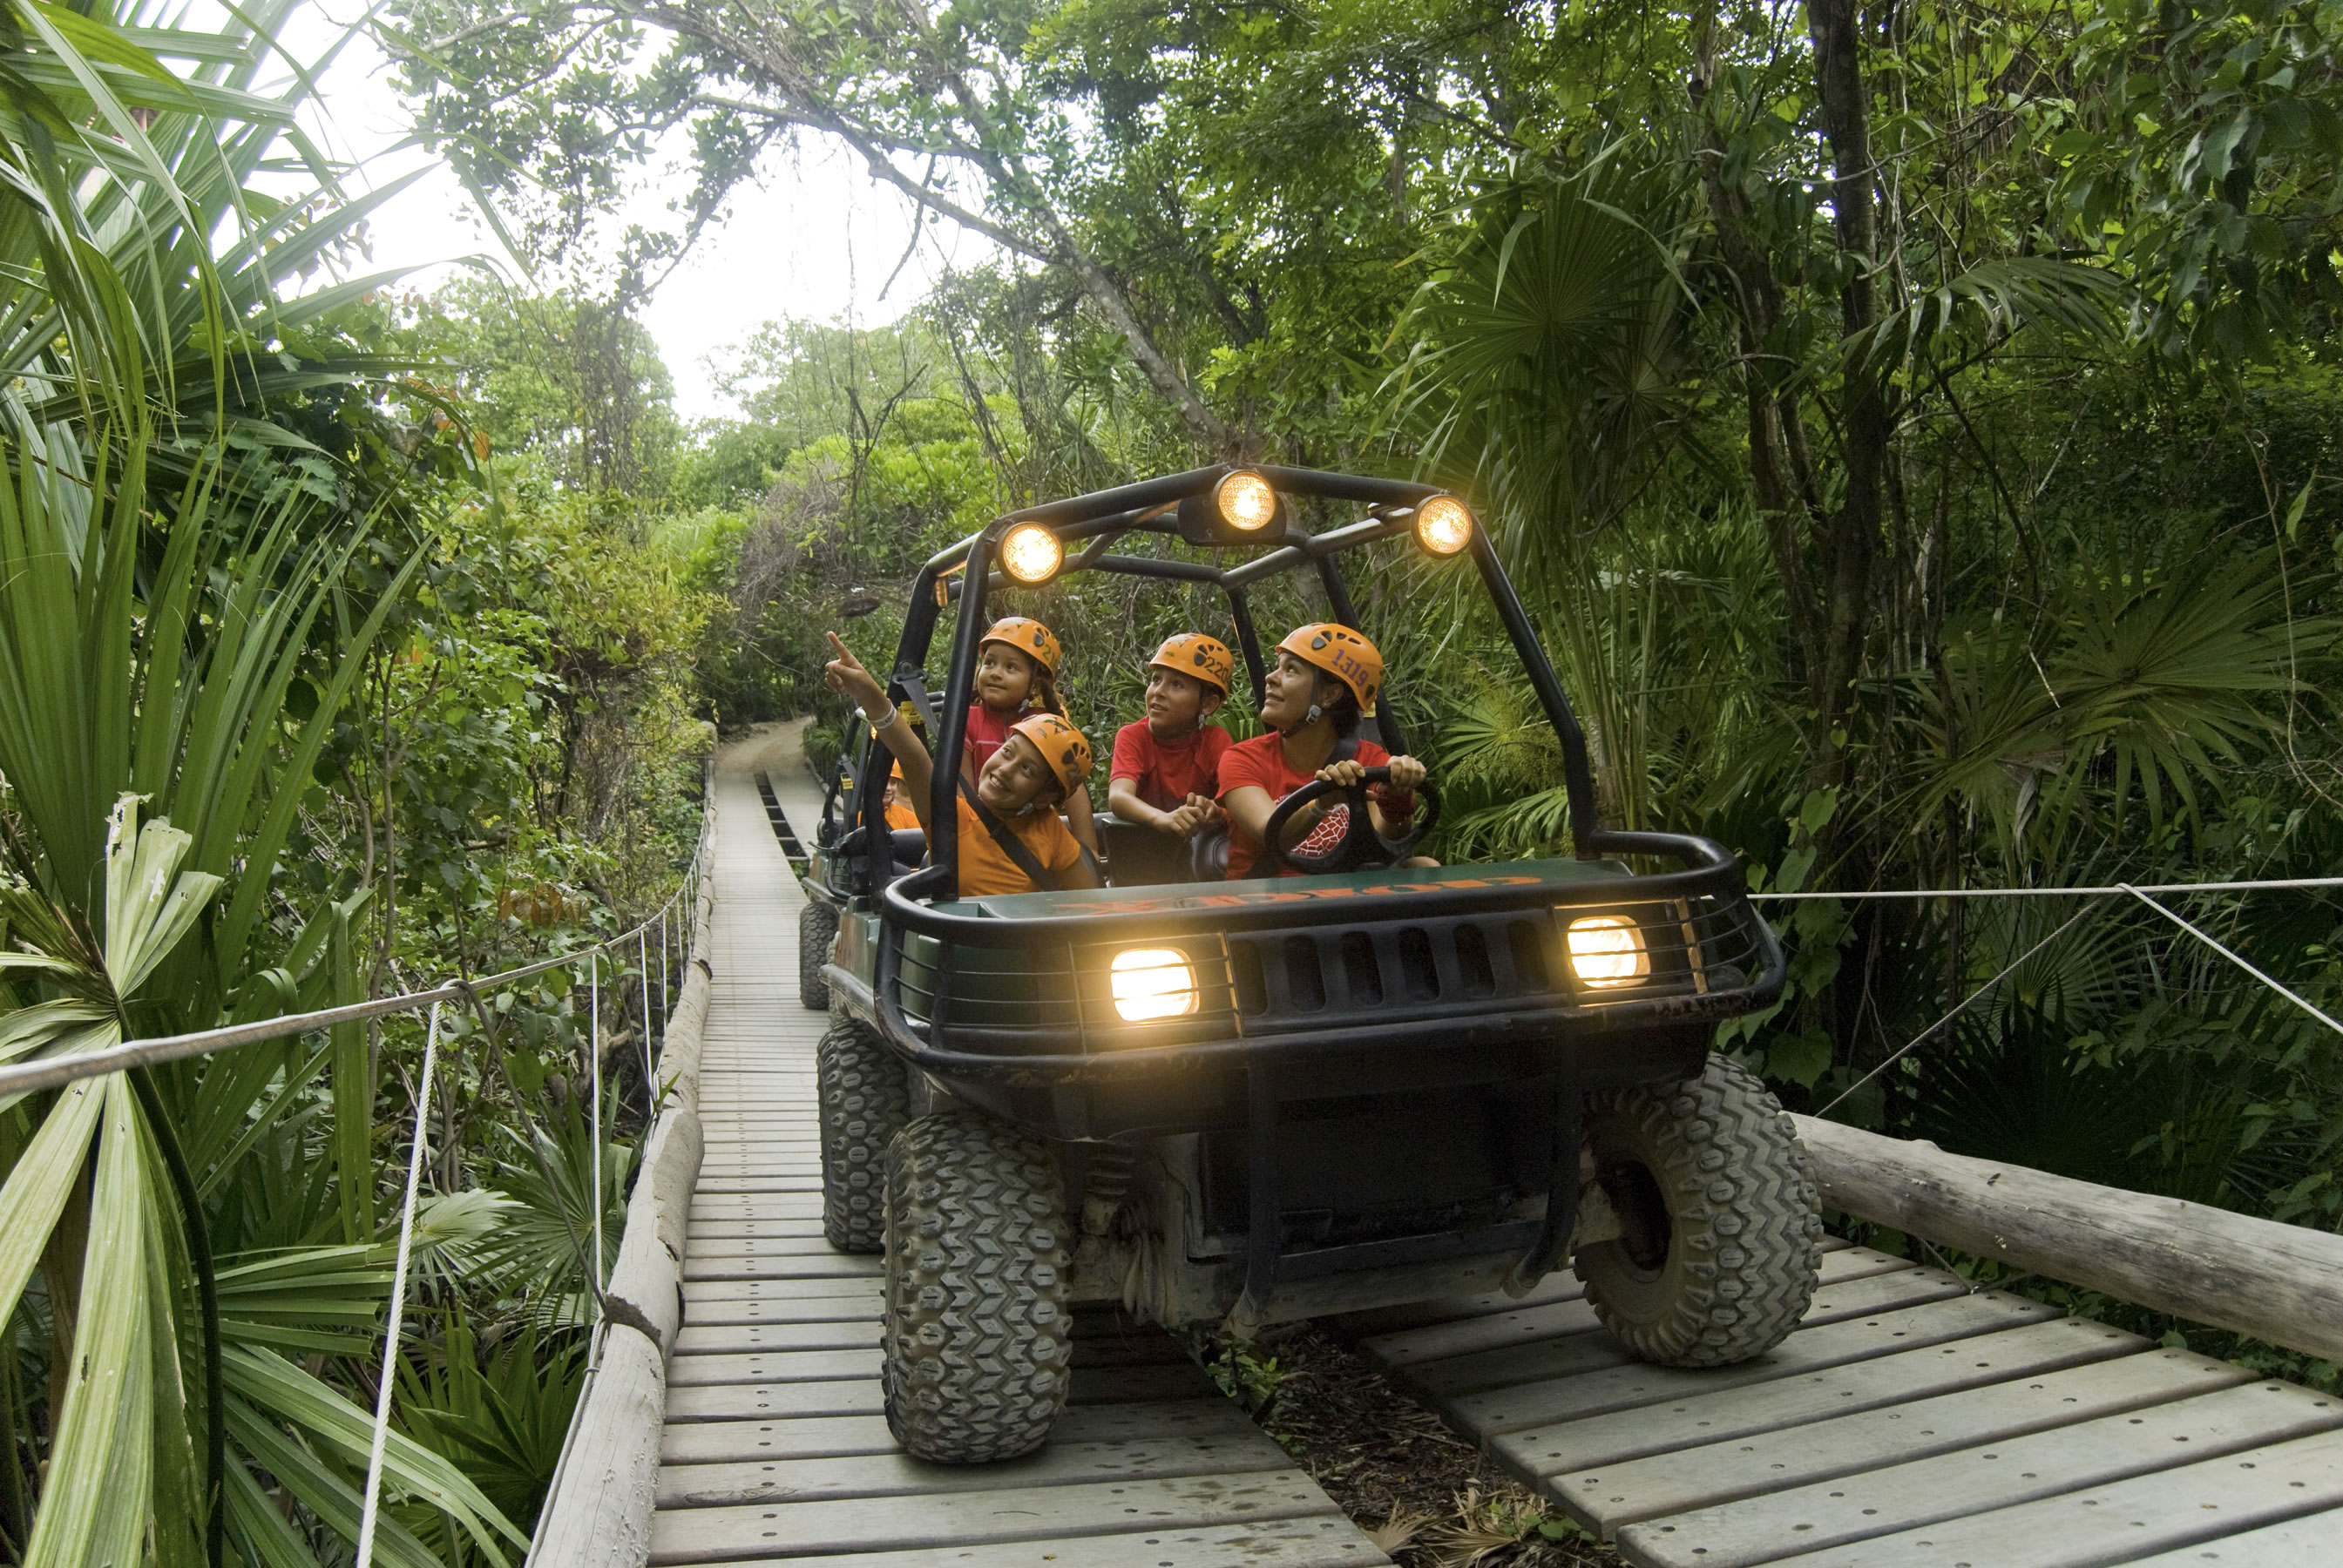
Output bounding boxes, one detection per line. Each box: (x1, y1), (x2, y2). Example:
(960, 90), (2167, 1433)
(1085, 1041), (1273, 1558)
(864, 702), (899, 733)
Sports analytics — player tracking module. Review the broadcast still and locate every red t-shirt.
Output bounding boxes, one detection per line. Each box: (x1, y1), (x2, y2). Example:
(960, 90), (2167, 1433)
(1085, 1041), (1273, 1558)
(1110, 720), (1233, 812)
(1216, 733), (1392, 880)
(962, 704), (1028, 774)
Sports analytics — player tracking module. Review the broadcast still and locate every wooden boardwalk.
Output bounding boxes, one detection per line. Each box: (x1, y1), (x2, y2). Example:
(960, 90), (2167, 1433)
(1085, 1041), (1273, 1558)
(1351, 1243), (2343, 1566)
(649, 748), (1390, 1567)
(652, 736), (2343, 1568)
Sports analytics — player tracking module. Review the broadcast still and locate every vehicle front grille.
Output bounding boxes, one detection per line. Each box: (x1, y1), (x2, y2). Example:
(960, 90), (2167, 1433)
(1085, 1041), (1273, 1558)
(1227, 894), (1761, 1030)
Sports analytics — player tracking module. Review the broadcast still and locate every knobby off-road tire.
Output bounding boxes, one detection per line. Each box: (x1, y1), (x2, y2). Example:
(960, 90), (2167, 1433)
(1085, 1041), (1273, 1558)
(881, 1110), (1072, 1463)
(798, 899), (839, 1011)
(816, 1017), (907, 1252)
(1574, 1054), (1823, 1367)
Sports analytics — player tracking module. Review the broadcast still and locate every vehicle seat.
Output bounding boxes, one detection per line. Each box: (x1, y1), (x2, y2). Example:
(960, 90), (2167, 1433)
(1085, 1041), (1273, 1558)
(1185, 821), (1230, 882)
(1099, 814), (1188, 887)
(837, 824), (927, 885)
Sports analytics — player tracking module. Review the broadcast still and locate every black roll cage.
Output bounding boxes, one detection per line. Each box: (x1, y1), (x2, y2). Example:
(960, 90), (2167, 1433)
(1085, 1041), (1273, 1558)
(845, 463), (1615, 896)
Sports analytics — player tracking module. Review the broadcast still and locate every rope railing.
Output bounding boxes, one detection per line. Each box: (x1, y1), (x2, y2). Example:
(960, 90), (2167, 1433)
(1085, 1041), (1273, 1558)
(1, 775), (714, 1568)
(1749, 874), (2343, 1116)
(0, 848), (709, 1104)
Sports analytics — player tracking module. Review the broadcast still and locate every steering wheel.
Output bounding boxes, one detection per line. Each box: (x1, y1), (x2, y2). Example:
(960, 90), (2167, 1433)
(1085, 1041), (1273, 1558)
(1262, 766), (1441, 875)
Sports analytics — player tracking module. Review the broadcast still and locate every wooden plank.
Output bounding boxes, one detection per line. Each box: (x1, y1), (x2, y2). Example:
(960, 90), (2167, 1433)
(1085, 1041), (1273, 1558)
(683, 1235), (843, 1258)
(667, 1349), (882, 1387)
(1337, 1238), (1861, 1337)
(646, 1469), (1348, 1564)
(1495, 1315), (2143, 1481)
(1361, 1247), (1914, 1369)
(1398, 1263), (1969, 1400)
(680, 1294), (881, 1327)
(1795, 1116), (2343, 1363)
(683, 1254), (879, 1281)
(1447, 1291), (2062, 1436)
(647, 1514), (1388, 1568)
(1614, 1377), (2343, 1568)
(657, 1429), (1295, 1508)
(1737, 1429), (2343, 1568)
(1396, 1256), (2005, 1396)
(667, 1379), (883, 1423)
(687, 1220), (828, 1240)
(689, 1200), (826, 1222)
(2116, 1504), (2343, 1565)
(674, 1321), (877, 1355)
(1547, 1341), (2242, 1531)
(682, 1276), (881, 1307)
(660, 1400), (1254, 1465)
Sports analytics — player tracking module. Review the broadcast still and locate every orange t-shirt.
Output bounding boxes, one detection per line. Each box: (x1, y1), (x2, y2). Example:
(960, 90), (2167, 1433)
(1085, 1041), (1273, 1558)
(954, 794), (1083, 896)
(884, 799), (921, 832)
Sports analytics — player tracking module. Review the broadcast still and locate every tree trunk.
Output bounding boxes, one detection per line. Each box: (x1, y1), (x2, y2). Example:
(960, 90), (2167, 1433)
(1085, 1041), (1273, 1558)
(1807, 0), (1888, 774)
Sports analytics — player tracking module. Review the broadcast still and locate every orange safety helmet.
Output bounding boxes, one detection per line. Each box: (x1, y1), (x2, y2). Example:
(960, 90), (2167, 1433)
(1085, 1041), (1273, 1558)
(1007, 713), (1093, 793)
(1148, 632), (1235, 694)
(980, 616), (1061, 677)
(1277, 623), (1383, 714)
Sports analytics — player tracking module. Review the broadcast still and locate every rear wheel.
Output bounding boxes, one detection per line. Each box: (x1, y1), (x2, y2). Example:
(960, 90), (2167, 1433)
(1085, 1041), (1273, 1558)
(1574, 1054), (1822, 1367)
(881, 1110), (1072, 1463)
(798, 899), (838, 1010)
(816, 1017), (907, 1252)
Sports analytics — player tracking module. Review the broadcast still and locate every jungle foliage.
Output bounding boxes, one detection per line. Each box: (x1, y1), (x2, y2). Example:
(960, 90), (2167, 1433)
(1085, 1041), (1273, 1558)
(379, 0), (2343, 1350)
(6, 0), (2343, 1555)
(0, 1), (714, 1559)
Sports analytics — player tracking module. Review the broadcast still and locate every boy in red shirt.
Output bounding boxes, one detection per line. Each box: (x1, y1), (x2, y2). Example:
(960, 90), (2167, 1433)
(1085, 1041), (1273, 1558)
(1216, 623), (1430, 880)
(1107, 634), (1236, 837)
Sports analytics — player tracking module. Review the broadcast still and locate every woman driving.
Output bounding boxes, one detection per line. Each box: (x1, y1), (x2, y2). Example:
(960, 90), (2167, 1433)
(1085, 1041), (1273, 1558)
(1216, 623), (1432, 879)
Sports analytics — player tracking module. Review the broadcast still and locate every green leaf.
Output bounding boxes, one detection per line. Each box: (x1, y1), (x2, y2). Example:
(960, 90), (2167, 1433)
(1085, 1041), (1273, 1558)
(24, 1077), (158, 1568)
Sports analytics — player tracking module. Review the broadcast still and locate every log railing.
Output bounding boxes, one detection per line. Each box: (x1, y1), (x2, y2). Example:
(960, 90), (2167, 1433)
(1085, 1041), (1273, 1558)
(1792, 1114), (2343, 1363)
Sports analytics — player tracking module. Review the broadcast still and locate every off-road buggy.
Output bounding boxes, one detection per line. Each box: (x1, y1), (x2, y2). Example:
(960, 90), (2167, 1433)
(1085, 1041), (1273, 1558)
(801, 465), (1820, 1464)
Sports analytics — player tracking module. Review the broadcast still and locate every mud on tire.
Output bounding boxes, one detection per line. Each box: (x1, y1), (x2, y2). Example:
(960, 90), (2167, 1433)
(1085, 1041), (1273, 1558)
(816, 1017), (908, 1252)
(798, 899), (839, 1010)
(881, 1110), (1072, 1463)
(1574, 1053), (1822, 1367)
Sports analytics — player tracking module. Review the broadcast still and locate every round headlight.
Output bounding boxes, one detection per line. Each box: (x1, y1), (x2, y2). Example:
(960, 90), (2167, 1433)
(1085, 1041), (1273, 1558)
(1415, 495), (1474, 556)
(1109, 947), (1199, 1022)
(1216, 470), (1278, 531)
(1567, 916), (1649, 989)
(999, 522), (1063, 585)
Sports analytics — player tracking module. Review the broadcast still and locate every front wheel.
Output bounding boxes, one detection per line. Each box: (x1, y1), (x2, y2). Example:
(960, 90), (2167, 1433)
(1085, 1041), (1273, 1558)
(1574, 1054), (1822, 1367)
(798, 900), (839, 1010)
(881, 1110), (1072, 1463)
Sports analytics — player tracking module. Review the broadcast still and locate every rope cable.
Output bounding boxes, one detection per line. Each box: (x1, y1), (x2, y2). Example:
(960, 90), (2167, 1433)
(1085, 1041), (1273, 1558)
(2118, 884), (2343, 1040)
(1816, 900), (2103, 1118)
(1758, 875), (2343, 902)
(639, 929), (654, 1114)
(589, 952), (604, 1304)
(353, 999), (442, 1568)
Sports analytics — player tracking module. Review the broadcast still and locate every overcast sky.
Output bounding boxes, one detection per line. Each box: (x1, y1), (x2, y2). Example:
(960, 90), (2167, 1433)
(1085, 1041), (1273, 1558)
(276, 9), (980, 421)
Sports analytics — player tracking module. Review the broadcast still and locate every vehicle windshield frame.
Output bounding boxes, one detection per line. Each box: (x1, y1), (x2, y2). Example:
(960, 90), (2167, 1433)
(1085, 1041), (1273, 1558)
(847, 463), (1605, 894)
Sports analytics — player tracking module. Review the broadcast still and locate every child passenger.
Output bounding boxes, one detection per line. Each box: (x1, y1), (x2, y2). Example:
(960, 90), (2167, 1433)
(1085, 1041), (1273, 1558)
(962, 616), (1100, 855)
(1107, 634), (1236, 837)
(826, 632), (1101, 896)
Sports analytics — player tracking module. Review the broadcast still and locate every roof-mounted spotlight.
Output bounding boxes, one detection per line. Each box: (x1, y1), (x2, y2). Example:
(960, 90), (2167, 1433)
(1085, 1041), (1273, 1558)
(999, 522), (1064, 585)
(1414, 494), (1475, 557)
(1216, 470), (1278, 531)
